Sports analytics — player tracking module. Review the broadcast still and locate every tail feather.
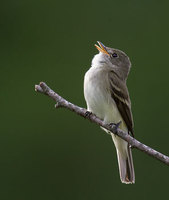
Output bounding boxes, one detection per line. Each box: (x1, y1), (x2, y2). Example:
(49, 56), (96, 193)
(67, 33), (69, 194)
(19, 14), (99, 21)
(117, 145), (135, 184)
(112, 135), (135, 184)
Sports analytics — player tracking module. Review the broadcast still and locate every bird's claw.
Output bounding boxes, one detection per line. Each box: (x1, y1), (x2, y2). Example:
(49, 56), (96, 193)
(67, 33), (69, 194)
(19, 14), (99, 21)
(109, 121), (122, 133)
(85, 111), (92, 118)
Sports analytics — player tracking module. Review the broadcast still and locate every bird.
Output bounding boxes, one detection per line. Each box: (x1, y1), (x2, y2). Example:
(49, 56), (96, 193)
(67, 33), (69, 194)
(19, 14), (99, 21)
(83, 41), (135, 184)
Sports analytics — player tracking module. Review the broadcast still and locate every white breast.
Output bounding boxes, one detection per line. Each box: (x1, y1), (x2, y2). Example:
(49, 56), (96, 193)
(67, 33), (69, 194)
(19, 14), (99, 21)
(84, 66), (106, 116)
(84, 65), (122, 124)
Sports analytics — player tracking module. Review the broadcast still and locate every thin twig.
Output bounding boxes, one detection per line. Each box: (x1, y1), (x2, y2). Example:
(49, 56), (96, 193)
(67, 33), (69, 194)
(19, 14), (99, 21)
(35, 82), (169, 166)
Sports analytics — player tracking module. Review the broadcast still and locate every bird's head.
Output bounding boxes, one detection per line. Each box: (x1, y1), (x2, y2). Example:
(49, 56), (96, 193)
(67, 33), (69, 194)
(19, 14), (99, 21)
(92, 41), (131, 80)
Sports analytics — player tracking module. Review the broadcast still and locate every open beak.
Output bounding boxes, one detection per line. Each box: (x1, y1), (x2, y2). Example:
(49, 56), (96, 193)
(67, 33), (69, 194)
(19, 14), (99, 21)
(95, 41), (110, 56)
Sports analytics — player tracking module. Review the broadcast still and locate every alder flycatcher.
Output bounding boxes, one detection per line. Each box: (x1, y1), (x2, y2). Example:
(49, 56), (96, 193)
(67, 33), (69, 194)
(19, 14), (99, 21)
(84, 41), (135, 184)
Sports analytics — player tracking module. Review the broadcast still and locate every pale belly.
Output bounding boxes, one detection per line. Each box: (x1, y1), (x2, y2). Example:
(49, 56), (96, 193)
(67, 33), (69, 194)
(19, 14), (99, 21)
(84, 65), (128, 153)
(84, 66), (124, 126)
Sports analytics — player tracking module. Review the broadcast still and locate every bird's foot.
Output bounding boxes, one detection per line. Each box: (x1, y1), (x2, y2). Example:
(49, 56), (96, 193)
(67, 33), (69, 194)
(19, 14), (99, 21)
(85, 111), (92, 118)
(109, 121), (122, 134)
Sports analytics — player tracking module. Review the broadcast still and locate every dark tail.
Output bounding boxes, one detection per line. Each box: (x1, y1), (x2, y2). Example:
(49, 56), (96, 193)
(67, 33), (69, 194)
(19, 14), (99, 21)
(117, 144), (135, 184)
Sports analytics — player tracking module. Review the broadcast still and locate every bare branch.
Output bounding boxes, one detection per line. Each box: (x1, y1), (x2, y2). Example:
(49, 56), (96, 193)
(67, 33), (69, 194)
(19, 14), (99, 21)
(35, 82), (169, 166)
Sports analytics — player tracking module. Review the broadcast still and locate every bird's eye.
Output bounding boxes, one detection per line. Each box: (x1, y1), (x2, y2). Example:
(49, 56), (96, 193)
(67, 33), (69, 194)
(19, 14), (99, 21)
(111, 53), (118, 58)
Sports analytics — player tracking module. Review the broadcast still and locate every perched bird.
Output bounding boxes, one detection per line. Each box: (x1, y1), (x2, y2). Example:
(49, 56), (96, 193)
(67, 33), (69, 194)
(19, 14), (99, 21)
(84, 41), (135, 184)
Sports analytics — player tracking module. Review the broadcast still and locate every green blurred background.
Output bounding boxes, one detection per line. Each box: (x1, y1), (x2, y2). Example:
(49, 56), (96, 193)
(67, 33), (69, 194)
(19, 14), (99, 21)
(1, 0), (169, 199)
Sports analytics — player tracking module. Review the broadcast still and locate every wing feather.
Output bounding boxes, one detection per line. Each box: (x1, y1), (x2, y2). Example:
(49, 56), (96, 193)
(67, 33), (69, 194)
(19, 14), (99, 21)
(109, 71), (134, 136)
